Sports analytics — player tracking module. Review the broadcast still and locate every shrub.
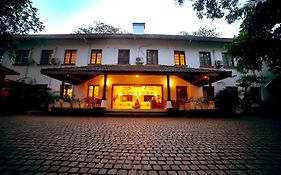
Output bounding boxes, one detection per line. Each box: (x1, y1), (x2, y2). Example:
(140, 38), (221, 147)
(214, 88), (240, 114)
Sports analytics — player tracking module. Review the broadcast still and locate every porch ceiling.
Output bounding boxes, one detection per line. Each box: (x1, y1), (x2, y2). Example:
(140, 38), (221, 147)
(40, 65), (232, 86)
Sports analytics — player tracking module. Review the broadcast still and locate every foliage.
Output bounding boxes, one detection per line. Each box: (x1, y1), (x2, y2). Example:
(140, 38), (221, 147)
(179, 27), (219, 37)
(33, 89), (59, 111)
(177, 0), (248, 23)
(177, 0), (281, 72)
(192, 27), (219, 37)
(75, 21), (124, 34)
(214, 88), (240, 113)
(236, 74), (265, 111)
(0, 0), (44, 58)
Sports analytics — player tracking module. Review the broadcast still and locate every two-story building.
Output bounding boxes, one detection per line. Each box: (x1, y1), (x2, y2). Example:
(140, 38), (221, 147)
(1, 24), (239, 111)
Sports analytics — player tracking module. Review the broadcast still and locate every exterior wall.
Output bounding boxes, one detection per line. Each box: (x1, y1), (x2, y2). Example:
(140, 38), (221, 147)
(2, 36), (238, 103)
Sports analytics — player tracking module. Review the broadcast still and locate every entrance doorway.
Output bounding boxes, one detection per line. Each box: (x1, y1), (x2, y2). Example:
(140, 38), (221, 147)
(112, 85), (163, 109)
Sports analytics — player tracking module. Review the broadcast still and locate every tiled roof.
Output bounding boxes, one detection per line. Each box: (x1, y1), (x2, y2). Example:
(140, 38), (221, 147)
(41, 65), (231, 86)
(41, 64), (231, 75)
(20, 33), (232, 43)
(0, 65), (20, 76)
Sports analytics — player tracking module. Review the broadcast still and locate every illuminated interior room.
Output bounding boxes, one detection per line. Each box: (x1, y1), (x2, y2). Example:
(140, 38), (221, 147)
(112, 85), (163, 109)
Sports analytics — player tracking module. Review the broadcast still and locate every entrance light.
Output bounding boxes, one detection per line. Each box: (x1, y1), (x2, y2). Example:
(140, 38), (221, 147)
(136, 75), (139, 78)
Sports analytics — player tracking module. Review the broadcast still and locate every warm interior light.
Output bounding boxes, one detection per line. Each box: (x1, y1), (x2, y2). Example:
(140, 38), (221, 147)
(112, 85), (163, 109)
(135, 75), (139, 78)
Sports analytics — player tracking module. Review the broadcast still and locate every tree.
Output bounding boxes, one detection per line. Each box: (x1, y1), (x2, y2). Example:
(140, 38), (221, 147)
(0, 0), (44, 58)
(179, 27), (219, 37)
(192, 27), (219, 37)
(176, 0), (281, 71)
(75, 21), (124, 34)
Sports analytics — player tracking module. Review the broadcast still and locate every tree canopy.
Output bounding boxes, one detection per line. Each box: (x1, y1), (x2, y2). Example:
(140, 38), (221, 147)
(179, 27), (219, 37)
(75, 21), (124, 34)
(0, 0), (44, 57)
(177, 0), (281, 72)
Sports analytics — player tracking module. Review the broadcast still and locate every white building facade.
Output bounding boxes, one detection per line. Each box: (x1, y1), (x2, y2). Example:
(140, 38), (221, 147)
(1, 33), (239, 110)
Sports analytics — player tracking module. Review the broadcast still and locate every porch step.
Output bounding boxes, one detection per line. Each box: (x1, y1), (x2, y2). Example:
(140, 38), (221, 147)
(104, 109), (169, 117)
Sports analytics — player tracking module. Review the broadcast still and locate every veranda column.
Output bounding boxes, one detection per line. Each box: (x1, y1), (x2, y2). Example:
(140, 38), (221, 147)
(208, 76), (212, 100)
(166, 74), (172, 108)
(101, 74), (107, 108)
(60, 76), (65, 99)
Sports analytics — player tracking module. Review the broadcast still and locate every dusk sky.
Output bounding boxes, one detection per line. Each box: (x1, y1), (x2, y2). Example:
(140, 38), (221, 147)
(32, 0), (243, 38)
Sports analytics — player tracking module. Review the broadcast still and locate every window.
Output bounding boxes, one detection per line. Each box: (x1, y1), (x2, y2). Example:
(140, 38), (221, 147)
(64, 50), (77, 65)
(174, 51), (186, 66)
(40, 50), (53, 65)
(147, 50), (158, 64)
(62, 85), (73, 98)
(203, 86), (214, 100)
(199, 52), (212, 67)
(118, 49), (130, 64)
(222, 52), (234, 68)
(90, 49), (102, 65)
(15, 50), (29, 65)
(88, 85), (99, 98)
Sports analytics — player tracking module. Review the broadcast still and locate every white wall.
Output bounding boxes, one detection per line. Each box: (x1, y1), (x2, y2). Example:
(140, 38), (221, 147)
(2, 37), (238, 95)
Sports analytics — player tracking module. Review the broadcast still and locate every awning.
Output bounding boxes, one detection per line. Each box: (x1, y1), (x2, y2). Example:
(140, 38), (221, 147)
(41, 64), (232, 86)
(0, 64), (20, 77)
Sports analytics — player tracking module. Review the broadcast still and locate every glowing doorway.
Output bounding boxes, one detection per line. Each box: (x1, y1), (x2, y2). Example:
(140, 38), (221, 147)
(112, 85), (163, 109)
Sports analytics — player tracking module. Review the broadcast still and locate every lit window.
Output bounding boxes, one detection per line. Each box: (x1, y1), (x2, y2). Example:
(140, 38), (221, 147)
(63, 85), (73, 98)
(90, 49), (102, 65)
(222, 52), (234, 68)
(88, 85), (99, 98)
(64, 50), (77, 65)
(199, 52), (212, 67)
(147, 50), (158, 64)
(174, 51), (186, 66)
(40, 50), (53, 65)
(15, 50), (30, 65)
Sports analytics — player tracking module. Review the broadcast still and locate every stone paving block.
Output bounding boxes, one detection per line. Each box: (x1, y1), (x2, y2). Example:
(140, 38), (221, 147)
(0, 116), (281, 175)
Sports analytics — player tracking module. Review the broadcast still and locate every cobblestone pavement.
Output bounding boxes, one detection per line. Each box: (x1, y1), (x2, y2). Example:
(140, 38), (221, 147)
(0, 116), (281, 175)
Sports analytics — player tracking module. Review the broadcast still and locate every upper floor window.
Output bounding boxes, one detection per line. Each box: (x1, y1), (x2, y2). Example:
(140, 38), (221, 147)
(174, 51), (186, 66)
(147, 50), (158, 65)
(90, 49), (102, 65)
(118, 49), (130, 64)
(199, 51), (212, 67)
(40, 50), (53, 65)
(15, 50), (30, 65)
(64, 50), (77, 65)
(222, 52), (234, 68)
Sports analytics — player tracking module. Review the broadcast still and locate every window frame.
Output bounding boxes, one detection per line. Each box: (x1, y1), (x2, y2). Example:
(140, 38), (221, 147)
(40, 50), (54, 65)
(87, 85), (99, 98)
(89, 49), (102, 65)
(118, 49), (130, 64)
(199, 51), (212, 68)
(15, 50), (30, 65)
(174, 50), (186, 66)
(222, 52), (235, 68)
(146, 50), (158, 65)
(63, 49), (77, 65)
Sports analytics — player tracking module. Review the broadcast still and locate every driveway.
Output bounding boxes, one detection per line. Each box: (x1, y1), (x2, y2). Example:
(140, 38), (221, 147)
(0, 116), (280, 175)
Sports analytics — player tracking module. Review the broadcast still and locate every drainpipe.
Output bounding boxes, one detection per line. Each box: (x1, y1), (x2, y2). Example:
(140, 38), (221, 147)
(101, 74), (107, 108)
(166, 75), (172, 108)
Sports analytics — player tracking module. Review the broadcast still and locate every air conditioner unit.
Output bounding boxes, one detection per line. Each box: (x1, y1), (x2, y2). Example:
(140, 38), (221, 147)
(215, 60), (223, 68)
(50, 58), (60, 65)
(136, 57), (144, 65)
